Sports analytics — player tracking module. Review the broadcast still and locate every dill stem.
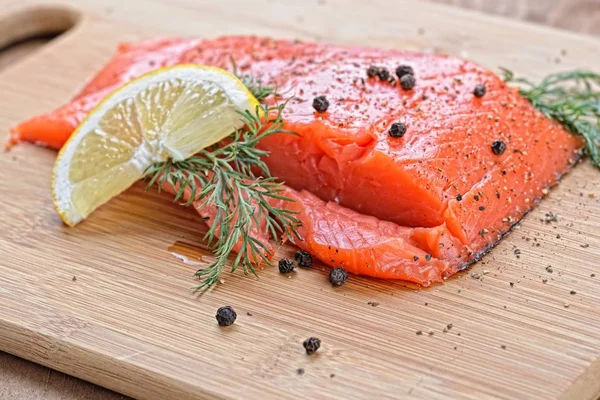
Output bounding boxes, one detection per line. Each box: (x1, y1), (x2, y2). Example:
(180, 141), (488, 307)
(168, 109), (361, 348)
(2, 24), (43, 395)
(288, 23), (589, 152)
(502, 68), (600, 167)
(144, 102), (300, 292)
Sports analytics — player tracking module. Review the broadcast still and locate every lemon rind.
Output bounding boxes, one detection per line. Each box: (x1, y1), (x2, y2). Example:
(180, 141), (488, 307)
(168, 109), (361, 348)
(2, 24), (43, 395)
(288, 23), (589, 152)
(52, 64), (259, 226)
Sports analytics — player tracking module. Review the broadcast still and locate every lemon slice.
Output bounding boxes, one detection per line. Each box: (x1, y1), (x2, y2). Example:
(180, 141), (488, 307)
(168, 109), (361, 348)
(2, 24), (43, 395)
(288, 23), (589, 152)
(52, 64), (259, 226)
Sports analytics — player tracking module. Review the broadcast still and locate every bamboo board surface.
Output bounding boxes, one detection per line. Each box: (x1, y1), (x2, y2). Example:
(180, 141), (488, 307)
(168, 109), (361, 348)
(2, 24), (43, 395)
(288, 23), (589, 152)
(1, 1), (600, 399)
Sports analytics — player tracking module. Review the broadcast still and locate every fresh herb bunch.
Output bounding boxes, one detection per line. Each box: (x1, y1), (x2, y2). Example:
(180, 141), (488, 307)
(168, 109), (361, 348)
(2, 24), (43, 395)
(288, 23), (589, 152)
(144, 89), (299, 292)
(231, 57), (277, 102)
(502, 69), (600, 167)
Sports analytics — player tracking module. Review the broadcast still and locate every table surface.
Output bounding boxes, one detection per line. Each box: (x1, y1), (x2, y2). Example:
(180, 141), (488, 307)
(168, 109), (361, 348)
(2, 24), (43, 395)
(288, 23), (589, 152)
(1, 0), (599, 399)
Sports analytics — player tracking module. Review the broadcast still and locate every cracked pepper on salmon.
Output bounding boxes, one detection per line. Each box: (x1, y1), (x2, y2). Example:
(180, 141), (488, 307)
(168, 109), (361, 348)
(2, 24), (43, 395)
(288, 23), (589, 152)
(9, 36), (583, 285)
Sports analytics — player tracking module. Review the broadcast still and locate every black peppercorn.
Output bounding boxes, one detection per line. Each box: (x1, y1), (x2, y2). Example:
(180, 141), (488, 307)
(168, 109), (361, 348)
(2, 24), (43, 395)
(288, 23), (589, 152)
(377, 68), (390, 81)
(473, 84), (486, 98)
(216, 306), (237, 326)
(456, 194), (463, 201)
(312, 95), (329, 113)
(395, 65), (414, 79)
(295, 250), (312, 268)
(400, 74), (416, 90)
(303, 337), (321, 355)
(388, 122), (407, 138)
(491, 140), (507, 155)
(279, 258), (296, 273)
(366, 66), (379, 78)
(329, 267), (348, 286)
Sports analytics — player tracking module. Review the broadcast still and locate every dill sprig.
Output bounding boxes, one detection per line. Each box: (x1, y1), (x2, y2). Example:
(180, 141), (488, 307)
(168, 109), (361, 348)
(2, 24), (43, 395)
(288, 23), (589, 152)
(502, 69), (600, 167)
(144, 102), (300, 292)
(231, 57), (277, 102)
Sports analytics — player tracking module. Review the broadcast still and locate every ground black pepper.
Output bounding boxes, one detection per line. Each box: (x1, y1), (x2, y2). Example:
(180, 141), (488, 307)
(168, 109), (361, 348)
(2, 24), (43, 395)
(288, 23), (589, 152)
(312, 95), (330, 113)
(329, 267), (348, 286)
(400, 74), (416, 90)
(544, 212), (558, 223)
(570, 290), (577, 295)
(491, 140), (507, 155)
(456, 194), (463, 201)
(279, 258), (296, 273)
(425, 254), (432, 261)
(395, 65), (414, 79)
(216, 306), (237, 326)
(366, 66), (379, 78)
(473, 84), (486, 98)
(388, 122), (407, 138)
(297, 368), (305, 375)
(479, 206), (485, 211)
(295, 250), (313, 268)
(303, 337), (321, 355)
(413, 255), (419, 262)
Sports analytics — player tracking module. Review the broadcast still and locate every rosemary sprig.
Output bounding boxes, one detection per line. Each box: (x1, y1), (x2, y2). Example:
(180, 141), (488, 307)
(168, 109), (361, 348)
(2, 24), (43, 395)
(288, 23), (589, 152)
(231, 57), (277, 102)
(502, 68), (600, 167)
(144, 102), (300, 292)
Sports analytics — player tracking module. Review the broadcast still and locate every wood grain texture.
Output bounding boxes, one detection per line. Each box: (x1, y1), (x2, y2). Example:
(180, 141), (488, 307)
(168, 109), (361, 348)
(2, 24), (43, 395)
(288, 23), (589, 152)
(1, 1), (600, 399)
(431, 0), (600, 36)
(0, 351), (126, 400)
(0, 40), (45, 71)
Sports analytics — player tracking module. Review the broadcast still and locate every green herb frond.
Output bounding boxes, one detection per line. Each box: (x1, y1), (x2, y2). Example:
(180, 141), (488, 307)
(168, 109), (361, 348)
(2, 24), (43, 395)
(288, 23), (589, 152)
(144, 102), (300, 292)
(501, 68), (600, 167)
(231, 57), (278, 102)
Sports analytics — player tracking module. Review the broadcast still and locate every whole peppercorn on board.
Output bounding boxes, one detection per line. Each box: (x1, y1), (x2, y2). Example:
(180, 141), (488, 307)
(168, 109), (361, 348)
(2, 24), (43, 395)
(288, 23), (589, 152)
(1, 1), (600, 400)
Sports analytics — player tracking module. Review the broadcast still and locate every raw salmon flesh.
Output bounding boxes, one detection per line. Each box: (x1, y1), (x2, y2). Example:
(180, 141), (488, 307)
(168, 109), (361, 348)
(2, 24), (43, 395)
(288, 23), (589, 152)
(9, 36), (583, 285)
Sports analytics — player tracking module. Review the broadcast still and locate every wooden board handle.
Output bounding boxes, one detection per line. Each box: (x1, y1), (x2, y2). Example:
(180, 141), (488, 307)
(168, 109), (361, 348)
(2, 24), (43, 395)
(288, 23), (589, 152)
(0, 5), (80, 51)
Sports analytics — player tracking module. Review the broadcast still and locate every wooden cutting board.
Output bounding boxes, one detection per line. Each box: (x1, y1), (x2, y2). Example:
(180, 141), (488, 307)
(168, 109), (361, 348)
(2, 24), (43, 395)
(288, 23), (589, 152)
(1, 1), (600, 399)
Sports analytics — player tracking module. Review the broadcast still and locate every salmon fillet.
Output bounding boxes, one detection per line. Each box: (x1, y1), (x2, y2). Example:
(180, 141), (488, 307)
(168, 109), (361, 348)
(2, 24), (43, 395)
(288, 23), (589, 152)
(284, 189), (466, 283)
(165, 178), (463, 285)
(9, 36), (583, 285)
